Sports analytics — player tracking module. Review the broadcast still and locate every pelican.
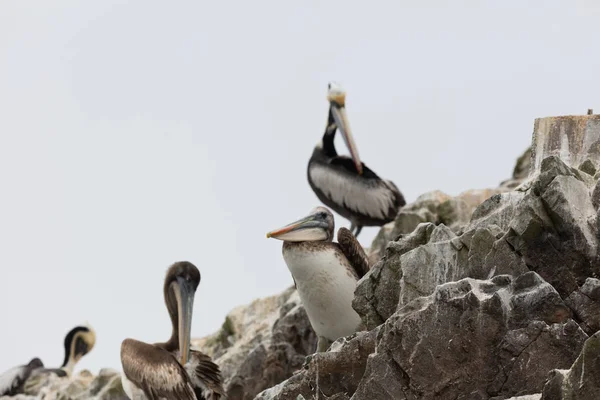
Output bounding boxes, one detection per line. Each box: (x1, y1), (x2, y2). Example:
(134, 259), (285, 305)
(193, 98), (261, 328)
(120, 261), (224, 400)
(307, 82), (406, 237)
(0, 324), (96, 396)
(266, 206), (369, 353)
(0, 358), (43, 397)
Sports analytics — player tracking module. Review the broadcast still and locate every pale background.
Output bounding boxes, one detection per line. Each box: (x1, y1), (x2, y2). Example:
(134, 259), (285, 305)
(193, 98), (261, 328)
(1, 1), (599, 373)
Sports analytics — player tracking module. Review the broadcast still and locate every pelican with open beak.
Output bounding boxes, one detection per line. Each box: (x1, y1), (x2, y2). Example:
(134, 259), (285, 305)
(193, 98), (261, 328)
(267, 206), (370, 353)
(307, 82), (406, 237)
(120, 261), (224, 400)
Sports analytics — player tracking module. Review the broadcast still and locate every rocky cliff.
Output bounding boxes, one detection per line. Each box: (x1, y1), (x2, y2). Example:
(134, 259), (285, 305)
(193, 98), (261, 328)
(212, 146), (600, 400)
(5, 146), (600, 400)
(0, 368), (126, 400)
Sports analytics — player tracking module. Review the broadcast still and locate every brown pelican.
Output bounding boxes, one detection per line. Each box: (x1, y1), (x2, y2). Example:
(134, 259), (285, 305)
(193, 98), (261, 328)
(0, 324), (96, 396)
(266, 206), (369, 353)
(120, 261), (224, 400)
(307, 82), (406, 237)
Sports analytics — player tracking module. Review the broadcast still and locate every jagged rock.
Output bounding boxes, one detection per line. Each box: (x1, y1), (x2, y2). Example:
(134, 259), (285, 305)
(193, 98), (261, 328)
(354, 274), (587, 399)
(367, 190), (469, 265)
(578, 159), (597, 176)
(367, 221), (394, 266)
(591, 179), (600, 209)
(1, 369), (128, 400)
(82, 369), (127, 400)
(437, 197), (471, 231)
(395, 224), (526, 308)
(541, 332), (600, 399)
(193, 287), (317, 400)
(353, 154), (599, 398)
(513, 147), (532, 180)
(356, 158), (545, 330)
(254, 330), (377, 400)
(565, 278), (600, 335)
(500, 147), (532, 190)
(466, 192), (525, 237)
(398, 229), (469, 305)
(481, 233), (529, 280)
(369, 148), (531, 267)
(354, 223), (435, 329)
(508, 156), (599, 297)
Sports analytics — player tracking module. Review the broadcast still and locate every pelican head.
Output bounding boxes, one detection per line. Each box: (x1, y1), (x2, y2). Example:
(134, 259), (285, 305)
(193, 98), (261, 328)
(164, 261), (200, 366)
(27, 358), (44, 369)
(266, 206), (334, 242)
(326, 82), (363, 175)
(60, 324), (96, 375)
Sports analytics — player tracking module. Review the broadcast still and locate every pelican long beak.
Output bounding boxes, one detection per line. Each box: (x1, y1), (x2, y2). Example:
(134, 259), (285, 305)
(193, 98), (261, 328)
(266, 213), (329, 241)
(174, 277), (195, 366)
(330, 105), (363, 175)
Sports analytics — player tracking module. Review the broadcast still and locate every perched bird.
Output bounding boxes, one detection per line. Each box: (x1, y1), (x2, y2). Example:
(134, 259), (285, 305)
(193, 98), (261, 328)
(307, 82), (406, 237)
(120, 261), (224, 400)
(267, 206), (369, 352)
(0, 358), (43, 397)
(0, 324), (96, 396)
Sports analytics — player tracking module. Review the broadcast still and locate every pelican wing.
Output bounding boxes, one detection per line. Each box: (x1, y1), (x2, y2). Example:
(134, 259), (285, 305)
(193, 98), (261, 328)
(337, 227), (369, 279)
(308, 157), (404, 223)
(186, 350), (225, 400)
(0, 365), (26, 396)
(121, 339), (196, 400)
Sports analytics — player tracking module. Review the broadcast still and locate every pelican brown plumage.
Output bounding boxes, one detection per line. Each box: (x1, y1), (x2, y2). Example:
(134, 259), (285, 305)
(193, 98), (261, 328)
(266, 206), (369, 353)
(120, 261), (224, 400)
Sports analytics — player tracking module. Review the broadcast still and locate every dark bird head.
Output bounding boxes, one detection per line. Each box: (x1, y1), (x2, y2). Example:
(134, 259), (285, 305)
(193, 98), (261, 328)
(266, 206), (334, 242)
(61, 324), (96, 376)
(164, 261), (200, 366)
(27, 358), (44, 369)
(323, 82), (363, 175)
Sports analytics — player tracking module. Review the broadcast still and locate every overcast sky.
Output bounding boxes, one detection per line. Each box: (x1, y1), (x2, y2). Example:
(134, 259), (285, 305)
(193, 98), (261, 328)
(1, 1), (599, 374)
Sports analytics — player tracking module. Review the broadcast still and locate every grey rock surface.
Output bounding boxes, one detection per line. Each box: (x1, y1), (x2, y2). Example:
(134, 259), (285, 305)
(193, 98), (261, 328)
(0, 369), (128, 400)
(194, 288), (317, 400)
(508, 156), (599, 297)
(368, 148), (532, 267)
(353, 223), (435, 329)
(353, 274), (586, 399)
(254, 331), (377, 400)
(541, 332), (600, 400)
(565, 278), (600, 335)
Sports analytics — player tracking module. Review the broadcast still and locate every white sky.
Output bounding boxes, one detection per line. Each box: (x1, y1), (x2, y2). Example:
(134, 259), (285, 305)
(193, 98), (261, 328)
(1, 1), (599, 374)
